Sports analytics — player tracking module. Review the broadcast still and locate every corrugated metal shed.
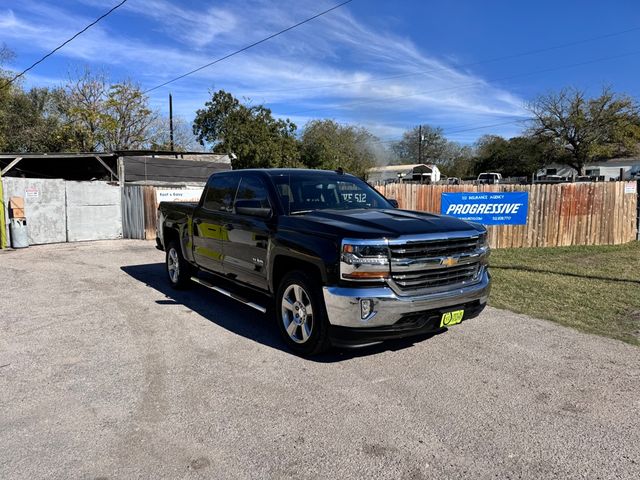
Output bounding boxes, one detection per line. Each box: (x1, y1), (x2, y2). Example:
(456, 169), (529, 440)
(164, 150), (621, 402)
(122, 185), (146, 240)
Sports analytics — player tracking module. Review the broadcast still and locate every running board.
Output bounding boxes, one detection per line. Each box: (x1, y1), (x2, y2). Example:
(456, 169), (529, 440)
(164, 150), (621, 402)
(190, 277), (267, 314)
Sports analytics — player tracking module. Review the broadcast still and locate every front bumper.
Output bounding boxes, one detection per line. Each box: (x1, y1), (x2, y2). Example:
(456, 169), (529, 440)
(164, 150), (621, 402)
(322, 268), (491, 329)
(329, 300), (486, 347)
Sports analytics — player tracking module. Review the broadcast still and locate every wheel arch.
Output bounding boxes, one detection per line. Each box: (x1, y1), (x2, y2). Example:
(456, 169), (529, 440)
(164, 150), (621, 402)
(163, 225), (180, 248)
(270, 253), (326, 294)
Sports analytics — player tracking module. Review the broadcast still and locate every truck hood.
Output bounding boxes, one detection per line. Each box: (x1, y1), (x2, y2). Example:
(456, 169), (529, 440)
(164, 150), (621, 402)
(282, 209), (483, 239)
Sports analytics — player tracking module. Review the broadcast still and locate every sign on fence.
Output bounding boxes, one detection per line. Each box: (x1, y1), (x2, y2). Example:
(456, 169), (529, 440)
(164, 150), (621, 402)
(156, 188), (204, 203)
(441, 192), (529, 225)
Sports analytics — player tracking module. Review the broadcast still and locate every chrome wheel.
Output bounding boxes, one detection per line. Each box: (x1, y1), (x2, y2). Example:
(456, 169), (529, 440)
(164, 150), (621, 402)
(167, 247), (180, 283)
(281, 283), (314, 344)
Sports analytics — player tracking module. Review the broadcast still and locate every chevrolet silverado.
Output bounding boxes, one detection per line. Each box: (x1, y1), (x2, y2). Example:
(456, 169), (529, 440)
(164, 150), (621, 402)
(157, 169), (491, 355)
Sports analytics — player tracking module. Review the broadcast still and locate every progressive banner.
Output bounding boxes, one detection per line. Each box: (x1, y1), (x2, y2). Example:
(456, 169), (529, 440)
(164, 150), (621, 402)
(441, 192), (529, 225)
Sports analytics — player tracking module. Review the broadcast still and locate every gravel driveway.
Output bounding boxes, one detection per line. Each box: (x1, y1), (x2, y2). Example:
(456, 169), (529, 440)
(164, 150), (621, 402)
(1, 240), (638, 479)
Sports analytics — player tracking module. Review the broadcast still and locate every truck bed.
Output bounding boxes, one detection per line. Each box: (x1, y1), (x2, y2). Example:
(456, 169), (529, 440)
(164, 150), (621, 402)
(157, 201), (199, 244)
(158, 201), (199, 215)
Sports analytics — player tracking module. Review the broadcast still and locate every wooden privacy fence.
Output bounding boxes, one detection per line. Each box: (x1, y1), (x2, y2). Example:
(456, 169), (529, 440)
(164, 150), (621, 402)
(375, 182), (638, 248)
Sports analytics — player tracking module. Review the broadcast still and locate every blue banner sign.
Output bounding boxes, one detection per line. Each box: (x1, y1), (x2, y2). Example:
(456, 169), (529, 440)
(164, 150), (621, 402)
(441, 192), (529, 225)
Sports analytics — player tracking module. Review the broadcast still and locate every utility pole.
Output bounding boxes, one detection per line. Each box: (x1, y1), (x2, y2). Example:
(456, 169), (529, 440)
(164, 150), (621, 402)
(169, 93), (175, 154)
(418, 125), (423, 164)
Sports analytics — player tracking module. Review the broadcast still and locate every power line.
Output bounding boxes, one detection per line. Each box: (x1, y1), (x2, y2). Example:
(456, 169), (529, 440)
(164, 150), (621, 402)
(249, 25), (640, 95)
(142, 0), (354, 94)
(445, 119), (531, 136)
(285, 49), (640, 117)
(375, 108), (640, 146)
(0, 0), (128, 89)
(373, 118), (532, 146)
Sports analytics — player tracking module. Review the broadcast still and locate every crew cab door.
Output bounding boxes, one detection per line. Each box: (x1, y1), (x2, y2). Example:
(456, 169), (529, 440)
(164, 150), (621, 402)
(222, 175), (272, 291)
(192, 173), (239, 274)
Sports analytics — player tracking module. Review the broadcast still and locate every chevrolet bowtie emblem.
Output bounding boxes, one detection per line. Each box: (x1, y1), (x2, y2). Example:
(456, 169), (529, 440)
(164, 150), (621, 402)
(441, 257), (458, 267)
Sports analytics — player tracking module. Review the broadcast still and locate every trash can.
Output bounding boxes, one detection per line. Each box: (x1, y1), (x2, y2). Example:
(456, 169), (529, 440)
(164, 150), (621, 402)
(10, 218), (29, 249)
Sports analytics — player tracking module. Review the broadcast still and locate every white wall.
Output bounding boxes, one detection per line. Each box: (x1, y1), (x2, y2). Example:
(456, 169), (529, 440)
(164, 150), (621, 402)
(2, 178), (67, 245)
(65, 181), (122, 242)
(1, 178), (121, 245)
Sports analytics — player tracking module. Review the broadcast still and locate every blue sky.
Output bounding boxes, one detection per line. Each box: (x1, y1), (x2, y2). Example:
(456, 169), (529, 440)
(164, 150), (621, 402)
(2, 0), (640, 144)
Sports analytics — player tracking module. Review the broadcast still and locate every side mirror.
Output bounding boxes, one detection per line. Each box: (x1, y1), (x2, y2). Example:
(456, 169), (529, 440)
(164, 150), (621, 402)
(235, 199), (272, 218)
(387, 199), (399, 208)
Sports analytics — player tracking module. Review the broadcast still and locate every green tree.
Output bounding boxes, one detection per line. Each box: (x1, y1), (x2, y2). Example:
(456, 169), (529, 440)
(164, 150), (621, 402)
(0, 44), (17, 150)
(0, 85), (78, 152)
(474, 135), (509, 175)
(193, 90), (299, 169)
(148, 115), (203, 152)
(101, 81), (156, 150)
(391, 124), (477, 178)
(0, 46), (80, 152)
(0, 58), (157, 153)
(59, 70), (108, 151)
(391, 125), (450, 164)
(299, 119), (378, 178)
(61, 71), (156, 151)
(528, 87), (640, 174)
(438, 144), (476, 179)
(474, 134), (566, 178)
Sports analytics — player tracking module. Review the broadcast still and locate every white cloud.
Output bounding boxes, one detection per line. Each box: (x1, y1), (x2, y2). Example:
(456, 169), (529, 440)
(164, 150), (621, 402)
(2, 0), (529, 142)
(85, 0), (239, 48)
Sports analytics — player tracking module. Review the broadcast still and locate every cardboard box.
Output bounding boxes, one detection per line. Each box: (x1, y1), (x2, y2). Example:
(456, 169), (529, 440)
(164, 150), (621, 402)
(9, 196), (24, 209)
(10, 207), (25, 218)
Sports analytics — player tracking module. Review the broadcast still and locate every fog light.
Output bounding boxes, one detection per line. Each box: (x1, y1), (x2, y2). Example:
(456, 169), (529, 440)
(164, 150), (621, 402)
(360, 299), (374, 320)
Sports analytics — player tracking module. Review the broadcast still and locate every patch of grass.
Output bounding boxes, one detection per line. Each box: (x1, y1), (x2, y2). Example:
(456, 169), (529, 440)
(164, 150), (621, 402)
(488, 241), (640, 346)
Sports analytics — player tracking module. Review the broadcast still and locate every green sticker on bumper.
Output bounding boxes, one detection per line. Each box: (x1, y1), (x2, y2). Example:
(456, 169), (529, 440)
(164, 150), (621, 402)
(440, 309), (464, 328)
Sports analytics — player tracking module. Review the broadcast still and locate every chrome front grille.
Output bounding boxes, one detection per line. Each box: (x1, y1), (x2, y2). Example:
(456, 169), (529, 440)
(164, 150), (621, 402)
(388, 233), (486, 293)
(392, 263), (479, 289)
(389, 236), (481, 259)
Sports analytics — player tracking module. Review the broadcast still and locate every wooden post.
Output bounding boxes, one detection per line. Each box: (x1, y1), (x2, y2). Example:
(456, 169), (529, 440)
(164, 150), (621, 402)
(169, 93), (175, 156)
(94, 155), (119, 181)
(418, 125), (422, 164)
(117, 157), (125, 188)
(637, 179), (640, 241)
(0, 169), (6, 249)
(1, 156), (23, 175)
(118, 156), (126, 241)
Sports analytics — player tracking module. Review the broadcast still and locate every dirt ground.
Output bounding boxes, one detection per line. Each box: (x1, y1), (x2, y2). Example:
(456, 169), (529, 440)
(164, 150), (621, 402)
(1, 240), (638, 479)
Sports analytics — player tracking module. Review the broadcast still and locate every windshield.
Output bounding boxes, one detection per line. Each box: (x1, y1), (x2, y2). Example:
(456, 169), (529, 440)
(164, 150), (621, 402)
(271, 173), (392, 214)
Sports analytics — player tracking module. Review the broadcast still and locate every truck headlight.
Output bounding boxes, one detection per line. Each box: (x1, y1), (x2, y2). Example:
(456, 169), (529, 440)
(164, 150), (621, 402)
(477, 232), (490, 267)
(341, 242), (389, 281)
(478, 232), (488, 248)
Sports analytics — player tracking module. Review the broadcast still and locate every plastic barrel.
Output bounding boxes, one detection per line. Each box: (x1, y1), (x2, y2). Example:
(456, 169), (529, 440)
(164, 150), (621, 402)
(10, 218), (29, 249)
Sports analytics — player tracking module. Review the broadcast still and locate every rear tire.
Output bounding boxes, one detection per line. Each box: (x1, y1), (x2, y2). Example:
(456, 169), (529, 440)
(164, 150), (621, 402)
(166, 240), (194, 289)
(276, 270), (330, 356)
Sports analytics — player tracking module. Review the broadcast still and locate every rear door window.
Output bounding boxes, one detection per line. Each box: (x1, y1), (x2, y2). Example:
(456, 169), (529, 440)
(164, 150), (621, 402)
(202, 174), (239, 212)
(234, 176), (271, 213)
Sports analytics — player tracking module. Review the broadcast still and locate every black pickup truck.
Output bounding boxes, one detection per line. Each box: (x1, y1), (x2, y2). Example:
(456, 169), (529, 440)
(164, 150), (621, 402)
(157, 169), (491, 355)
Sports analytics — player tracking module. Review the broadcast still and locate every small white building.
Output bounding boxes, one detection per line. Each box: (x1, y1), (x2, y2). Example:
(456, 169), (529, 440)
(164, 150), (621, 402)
(537, 157), (640, 180)
(367, 164), (442, 184)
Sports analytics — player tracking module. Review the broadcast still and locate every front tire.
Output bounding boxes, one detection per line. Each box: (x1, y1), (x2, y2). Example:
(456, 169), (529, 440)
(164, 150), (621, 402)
(166, 241), (194, 289)
(276, 271), (330, 356)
